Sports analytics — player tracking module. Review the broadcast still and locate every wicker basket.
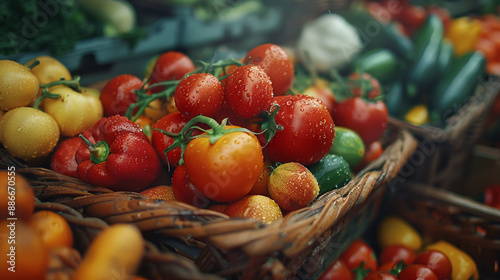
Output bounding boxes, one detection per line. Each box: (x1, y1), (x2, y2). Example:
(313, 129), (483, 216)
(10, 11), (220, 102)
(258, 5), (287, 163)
(1, 128), (417, 280)
(387, 76), (500, 191)
(388, 182), (500, 280)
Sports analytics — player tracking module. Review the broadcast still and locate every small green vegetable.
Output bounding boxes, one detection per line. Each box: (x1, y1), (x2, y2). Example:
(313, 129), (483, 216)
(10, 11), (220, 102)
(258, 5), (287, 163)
(330, 127), (365, 169)
(307, 154), (352, 195)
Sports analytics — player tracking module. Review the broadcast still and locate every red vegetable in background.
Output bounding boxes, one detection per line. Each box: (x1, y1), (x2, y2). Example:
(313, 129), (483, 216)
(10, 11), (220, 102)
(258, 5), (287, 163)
(75, 115), (161, 192)
(397, 264), (439, 280)
(413, 250), (452, 280)
(319, 259), (354, 280)
(340, 239), (378, 272)
(379, 244), (416, 266)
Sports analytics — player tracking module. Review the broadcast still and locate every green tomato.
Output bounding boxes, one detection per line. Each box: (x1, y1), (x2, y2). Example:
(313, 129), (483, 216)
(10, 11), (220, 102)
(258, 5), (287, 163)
(330, 126), (365, 169)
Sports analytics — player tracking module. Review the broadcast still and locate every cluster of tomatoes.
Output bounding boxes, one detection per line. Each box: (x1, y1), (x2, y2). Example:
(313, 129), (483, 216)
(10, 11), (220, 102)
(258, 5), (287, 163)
(319, 215), (478, 280)
(0, 42), (390, 225)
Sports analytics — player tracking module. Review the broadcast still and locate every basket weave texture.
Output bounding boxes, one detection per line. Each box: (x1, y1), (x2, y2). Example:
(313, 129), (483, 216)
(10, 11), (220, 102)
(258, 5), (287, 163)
(388, 76), (500, 191)
(392, 182), (500, 280)
(1, 129), (417, 280)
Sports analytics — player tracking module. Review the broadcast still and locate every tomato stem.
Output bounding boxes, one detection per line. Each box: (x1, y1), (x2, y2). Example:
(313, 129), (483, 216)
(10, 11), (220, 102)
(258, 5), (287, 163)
(125, 58), (244, 122)
(78, 134), (110, 164)
(33, 76), (82, 109)
(40, 76), (81, 92)
(259, 104), (283, 147)
(26, 59), (40, 70)
(159, 115), (257, 166)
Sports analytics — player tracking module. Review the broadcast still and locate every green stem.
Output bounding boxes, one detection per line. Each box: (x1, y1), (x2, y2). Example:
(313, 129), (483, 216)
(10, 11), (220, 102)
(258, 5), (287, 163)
(26, 60), (40, 70)
(33, 89), (60, 110)
(78, 134), (110, 164)
(40, 76), (81, 92)
(125, 57), (245, 122)
(159, 115), (257, 166)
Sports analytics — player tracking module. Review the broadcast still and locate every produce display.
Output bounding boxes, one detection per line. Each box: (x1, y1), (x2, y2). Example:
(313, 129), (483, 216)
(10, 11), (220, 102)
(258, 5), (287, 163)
(319, 216), (479, 280)
(0, 0), (498, 279)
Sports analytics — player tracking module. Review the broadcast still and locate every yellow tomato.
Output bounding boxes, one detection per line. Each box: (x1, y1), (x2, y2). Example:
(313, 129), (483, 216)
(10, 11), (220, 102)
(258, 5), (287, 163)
(26, 56), (72, 85)
(0, 107), (60, 161)
(43, 86), (103, 137)
(26, 56), (72, 106)
(0, 60), (39, 110)
(378, 215), (423, 251)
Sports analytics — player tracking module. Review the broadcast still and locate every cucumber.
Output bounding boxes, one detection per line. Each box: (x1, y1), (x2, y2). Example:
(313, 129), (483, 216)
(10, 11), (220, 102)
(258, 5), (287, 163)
(407, 14), (444, 91)
(355, 48), (400, 84)
(338, 10), (414, 61)
(307, 154), (352, 195)
(429, 51), (486, 122)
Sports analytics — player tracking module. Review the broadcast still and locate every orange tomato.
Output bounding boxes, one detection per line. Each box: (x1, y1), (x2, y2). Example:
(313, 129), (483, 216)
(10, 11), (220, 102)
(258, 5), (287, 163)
(0, 170), (35, 221)
(29, 210), (74, 249)
(487, 31), (500, 53)
(0, 221), (50, 280)
(475, 38), (497, 63)
(247, 158), (273, 196)
(134, 115), (154, 142)
(487, 61), (500, 76)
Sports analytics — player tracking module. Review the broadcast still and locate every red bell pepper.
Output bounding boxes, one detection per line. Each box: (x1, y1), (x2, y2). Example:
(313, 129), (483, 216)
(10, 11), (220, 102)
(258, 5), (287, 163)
(50, 136), (83, 178)
(75, 115), (161, 192)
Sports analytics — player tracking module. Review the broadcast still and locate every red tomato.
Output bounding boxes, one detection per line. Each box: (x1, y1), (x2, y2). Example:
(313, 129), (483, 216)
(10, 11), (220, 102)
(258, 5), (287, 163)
(244, 44), (294, 96)
(174, 73), (225, 120)
(366, 1), (393, 24)
(318, 259), (354, 280)
(171, 165), (210, 208)
(348, 72), (381, 99)
(475, 38), (497, 63)
(379, 244), (416, 266)
(340, 239), (378, 272)
(225, 65), (273, 119)
(333, 97), (388, 146)
(302, 85), (336, 117)
(355, 140), (384, 171)
(183, 125), (264, 202)
(398, 6), (427, 35)
(151, 112), (188, 168)
(397, 264), (438, 280)
(264, 95), (335, 165)
(100, 74), (143, 117)
(413, 250), (452, 280)
(378, 261), (398, 272)
(149, 51), (195, 93)
(366, 271), (398, 280)
(50, 136), (83, 178)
